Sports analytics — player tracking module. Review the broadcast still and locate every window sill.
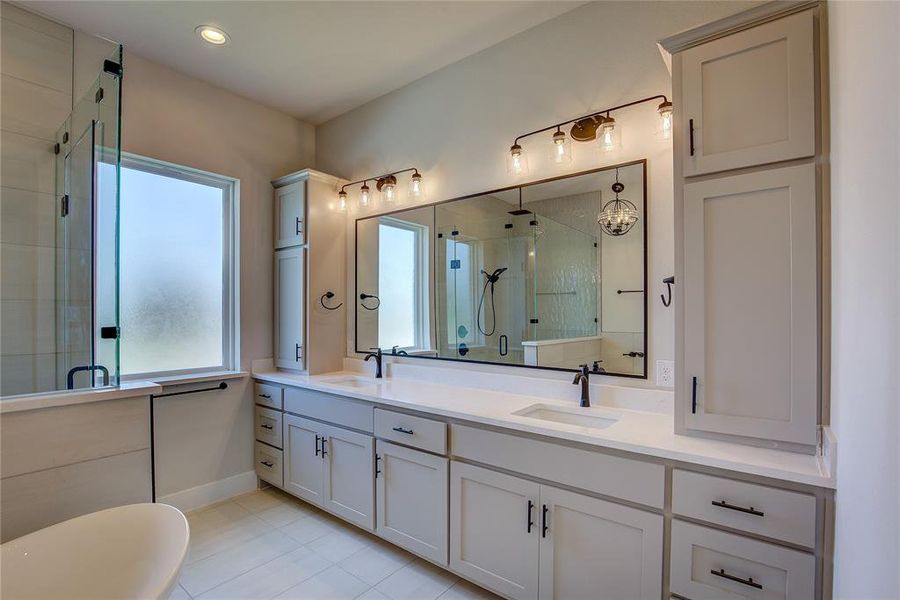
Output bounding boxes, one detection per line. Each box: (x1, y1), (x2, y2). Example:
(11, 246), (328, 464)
(148, 370), (248, 387)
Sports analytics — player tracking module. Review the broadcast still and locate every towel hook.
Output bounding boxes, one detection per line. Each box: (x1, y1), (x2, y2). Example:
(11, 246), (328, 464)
(320, 291), (342, 311)
(661, 276), (674, 307)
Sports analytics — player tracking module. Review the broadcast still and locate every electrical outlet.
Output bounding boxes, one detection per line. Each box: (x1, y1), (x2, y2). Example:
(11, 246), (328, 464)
(656, 360), (675, 388)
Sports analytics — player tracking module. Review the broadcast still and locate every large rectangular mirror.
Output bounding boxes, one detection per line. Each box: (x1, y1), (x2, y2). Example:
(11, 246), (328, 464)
(355, 160), (647, 377)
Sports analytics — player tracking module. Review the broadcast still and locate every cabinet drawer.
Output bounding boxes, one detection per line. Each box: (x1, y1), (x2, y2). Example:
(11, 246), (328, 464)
(375, 408), (447, 455)
(673, 470), (817, 548)
(284, 387), (373, 432)
(254, 382), (283, 409)
(451, 424), (664, 508)
(255, 441), (283, 488)
(670, 520), (815, 600)
(255, 406), (283, 449)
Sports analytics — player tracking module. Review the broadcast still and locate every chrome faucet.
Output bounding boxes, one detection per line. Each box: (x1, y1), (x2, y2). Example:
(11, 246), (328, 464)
(572, 364), (590, 407)
(364, 347), (383, 378)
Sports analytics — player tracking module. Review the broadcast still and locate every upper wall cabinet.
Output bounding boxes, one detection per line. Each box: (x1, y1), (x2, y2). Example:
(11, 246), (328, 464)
(275, 180), (306, 248)
(681, 10), (815, 176)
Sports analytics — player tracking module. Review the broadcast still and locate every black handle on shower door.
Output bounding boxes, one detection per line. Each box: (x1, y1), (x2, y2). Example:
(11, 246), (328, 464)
(499, 335), (508, 357)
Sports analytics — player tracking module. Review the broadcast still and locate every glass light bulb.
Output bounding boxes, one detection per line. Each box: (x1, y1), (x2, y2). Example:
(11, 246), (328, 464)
(335, 191), (348, 211)
(598, 118), (618, 153)
(507, 144), (528, 175)
(408, 174), (425, 200)
(382, 182), (396, 203)
(656, 102), (673, 141)
(359, 185), (371, 208)
(549, 130), (572, 165)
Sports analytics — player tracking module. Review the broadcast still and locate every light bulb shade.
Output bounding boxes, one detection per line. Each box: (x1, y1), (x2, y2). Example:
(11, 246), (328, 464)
(359, 184), (371, 208)
(597, 117), (619, 153)
(598, 197), (639, 236)
(381, 182), (397, 203)
(548, 130), (573, 165)
(408, 173), (425, 199)
(656, 101), (673, 141)
(507, 144), (529, 175)
(336, 190), (348, 211)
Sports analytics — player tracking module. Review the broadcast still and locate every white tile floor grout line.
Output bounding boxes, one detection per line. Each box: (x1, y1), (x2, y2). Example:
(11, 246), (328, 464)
(175, 487), (500, 600)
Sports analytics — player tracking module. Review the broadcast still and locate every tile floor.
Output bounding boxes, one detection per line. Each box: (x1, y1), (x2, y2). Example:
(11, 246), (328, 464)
(170, 487), (501, 600)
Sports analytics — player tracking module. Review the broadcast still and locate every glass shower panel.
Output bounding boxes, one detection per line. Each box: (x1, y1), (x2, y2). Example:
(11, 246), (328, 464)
(52, 46), (122, 391)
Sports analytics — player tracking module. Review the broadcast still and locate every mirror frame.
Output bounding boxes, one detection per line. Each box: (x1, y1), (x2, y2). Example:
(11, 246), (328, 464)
(354, 158), (648, 378)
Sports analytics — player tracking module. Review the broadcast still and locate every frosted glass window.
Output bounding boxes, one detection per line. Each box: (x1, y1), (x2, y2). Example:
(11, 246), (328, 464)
(119, 158), (235, 376)
(378, 223), (417, 349)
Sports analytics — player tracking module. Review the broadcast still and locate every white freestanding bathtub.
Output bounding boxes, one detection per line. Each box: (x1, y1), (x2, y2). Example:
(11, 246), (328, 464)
(1, 503), (189, 600)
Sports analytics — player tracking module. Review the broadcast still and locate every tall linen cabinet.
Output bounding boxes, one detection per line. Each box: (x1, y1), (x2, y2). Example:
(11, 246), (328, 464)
(272, 169), (347, 374)
(663, 2), (828, 449)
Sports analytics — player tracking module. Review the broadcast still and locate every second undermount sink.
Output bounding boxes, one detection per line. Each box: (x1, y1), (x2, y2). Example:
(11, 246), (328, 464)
(512, 403), (620, 430)
(320, 376), (380, 388)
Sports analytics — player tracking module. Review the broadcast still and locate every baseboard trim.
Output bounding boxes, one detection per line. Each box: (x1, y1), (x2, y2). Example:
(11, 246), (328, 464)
(157, 471), (257, 513)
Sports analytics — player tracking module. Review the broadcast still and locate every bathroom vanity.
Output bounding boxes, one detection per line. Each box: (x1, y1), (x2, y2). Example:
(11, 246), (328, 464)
(251, 366), (833, 600)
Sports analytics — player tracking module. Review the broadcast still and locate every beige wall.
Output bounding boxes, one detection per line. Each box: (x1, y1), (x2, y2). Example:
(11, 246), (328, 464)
(117, 51), (315, 494)
(829, 1), (900, 596)
(317, 0), (759, 388)
(0, 2), (73, 395)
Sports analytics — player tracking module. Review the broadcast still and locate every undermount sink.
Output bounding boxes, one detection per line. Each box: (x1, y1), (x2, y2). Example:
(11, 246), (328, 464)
(321, 375), (380, 388)
(512, 403), (620, 430)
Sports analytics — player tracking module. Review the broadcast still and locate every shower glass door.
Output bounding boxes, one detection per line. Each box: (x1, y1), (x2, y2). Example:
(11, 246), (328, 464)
(53, 46), (122, 391)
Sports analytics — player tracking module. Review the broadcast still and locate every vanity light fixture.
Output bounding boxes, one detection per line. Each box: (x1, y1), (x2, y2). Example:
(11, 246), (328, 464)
(507, 144), (528, 176)
(335, 168), (423, 210)
(656, 100), (674, 140)
(549, 128), (573, 165)
(408, 172), (425, 199)
(507, 94), (669, 168)
(195, 25), (229, 45)
(598, 167), (638, 236)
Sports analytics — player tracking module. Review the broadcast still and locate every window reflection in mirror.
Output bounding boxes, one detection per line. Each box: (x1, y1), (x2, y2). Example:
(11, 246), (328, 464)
(355, 160), (646, 378)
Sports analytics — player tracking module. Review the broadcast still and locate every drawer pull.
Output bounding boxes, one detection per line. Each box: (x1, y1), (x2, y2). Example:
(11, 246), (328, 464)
(260, 423), (273, 430)
(710, 568), (763, 590)
(260, 460), (274, 468)
(375, 454), (382, 478)
(258, 394), (271, 399)
(541, 504), (549, 538)
(392, 426), (414, 435)
(321, 438), (328, 458)
(711, 499), (765, 517)
(315, 434), (321, 457)
(526, 500), (534, 533)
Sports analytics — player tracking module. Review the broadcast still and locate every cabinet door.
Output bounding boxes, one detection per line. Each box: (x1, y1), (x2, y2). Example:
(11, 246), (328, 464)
(538, 485), (663, 600)
(275, 181), (305, 248)
(450, 462), (539, 600)
(681, 11), (815, 176)
(376, 440), (449, 564)
(283, 414), (324, 505)
(274, 247), (304, 370)
(322, 423), (375, 530)
(682, 164), (817, 445)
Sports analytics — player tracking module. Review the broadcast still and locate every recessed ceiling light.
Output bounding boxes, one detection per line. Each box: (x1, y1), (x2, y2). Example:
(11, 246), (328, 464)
(195, 25), (229, 45)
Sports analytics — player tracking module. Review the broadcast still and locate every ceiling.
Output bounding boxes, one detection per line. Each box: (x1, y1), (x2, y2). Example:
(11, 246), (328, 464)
(27, 1), (584, 124)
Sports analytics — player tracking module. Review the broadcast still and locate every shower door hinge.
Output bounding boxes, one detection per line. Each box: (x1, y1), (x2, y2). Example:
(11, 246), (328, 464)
(95, 87), (104, 103)
(450, 260), (461, 269)
(530, 318), (539, 324)
(100, 326), (120, 339)
(60, 195), (69, 217)
(103, 59), (122, 77)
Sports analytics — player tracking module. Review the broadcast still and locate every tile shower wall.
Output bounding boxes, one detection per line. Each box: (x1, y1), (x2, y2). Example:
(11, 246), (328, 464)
(0, 2), (74, 395)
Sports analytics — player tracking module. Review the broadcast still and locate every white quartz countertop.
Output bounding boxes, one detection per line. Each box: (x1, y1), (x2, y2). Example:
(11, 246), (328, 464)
(253, 368), (835, 489)
(0, 381), (162, 413)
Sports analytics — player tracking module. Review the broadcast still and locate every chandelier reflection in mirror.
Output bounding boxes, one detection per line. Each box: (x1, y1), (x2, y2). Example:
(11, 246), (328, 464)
(598, 168), (638, 236)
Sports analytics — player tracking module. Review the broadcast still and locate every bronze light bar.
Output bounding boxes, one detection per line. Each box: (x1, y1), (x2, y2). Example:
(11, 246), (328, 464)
(507, 95), (672, 174)
(338, 167), (423, 210)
